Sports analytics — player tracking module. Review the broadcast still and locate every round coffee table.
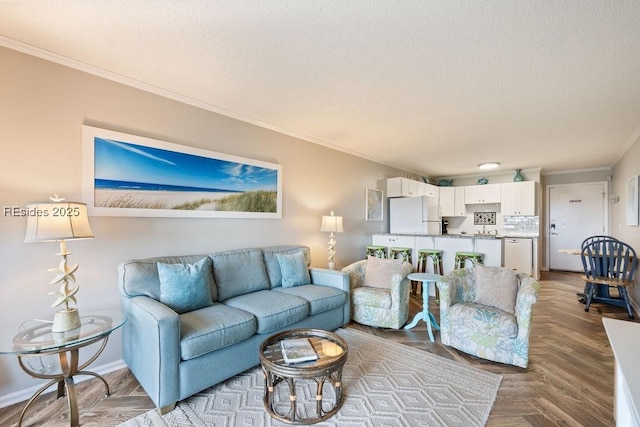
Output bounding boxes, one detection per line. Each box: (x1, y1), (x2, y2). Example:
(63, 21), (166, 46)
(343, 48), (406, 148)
(259, 328), (348, 425)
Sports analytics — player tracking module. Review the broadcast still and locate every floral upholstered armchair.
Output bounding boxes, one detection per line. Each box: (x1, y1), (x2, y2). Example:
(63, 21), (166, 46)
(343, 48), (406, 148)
(437, 265), (540, 368)
(342, 257), (413, 329)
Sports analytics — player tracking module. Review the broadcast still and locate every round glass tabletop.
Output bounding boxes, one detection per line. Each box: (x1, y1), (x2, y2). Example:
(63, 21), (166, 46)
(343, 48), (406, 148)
(0, 311), (125, 355)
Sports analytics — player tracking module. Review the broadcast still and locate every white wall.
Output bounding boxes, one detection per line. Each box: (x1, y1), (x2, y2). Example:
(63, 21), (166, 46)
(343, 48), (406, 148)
(0, 47), (401, 401)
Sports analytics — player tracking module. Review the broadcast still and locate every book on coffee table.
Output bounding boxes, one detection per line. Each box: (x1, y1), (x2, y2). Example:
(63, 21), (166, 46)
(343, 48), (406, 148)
(280, 338), (318, 364)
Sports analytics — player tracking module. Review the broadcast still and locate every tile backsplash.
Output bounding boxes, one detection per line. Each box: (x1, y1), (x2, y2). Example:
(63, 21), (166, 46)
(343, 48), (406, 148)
(503, 216), (539, 236)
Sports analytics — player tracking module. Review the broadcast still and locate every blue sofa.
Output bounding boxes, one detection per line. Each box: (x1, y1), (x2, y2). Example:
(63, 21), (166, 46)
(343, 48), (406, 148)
(118, 245), (350, 412)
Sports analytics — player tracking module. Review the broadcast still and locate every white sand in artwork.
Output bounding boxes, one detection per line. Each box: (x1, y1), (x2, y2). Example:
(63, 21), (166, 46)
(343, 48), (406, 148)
(95, 189), (242, 210)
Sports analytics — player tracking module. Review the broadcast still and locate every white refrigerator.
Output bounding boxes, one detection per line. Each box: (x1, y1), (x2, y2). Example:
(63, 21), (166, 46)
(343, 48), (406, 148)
(389, 196), (442, 235)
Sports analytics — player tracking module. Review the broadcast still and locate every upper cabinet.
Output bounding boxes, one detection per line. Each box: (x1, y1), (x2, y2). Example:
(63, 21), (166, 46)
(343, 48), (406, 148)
(501, 181), (536, 216)
(440, 186), (467, 216)
(464, 183), (501, 204)
(387, 177), (439, 198)
(387, 177), (420, 197)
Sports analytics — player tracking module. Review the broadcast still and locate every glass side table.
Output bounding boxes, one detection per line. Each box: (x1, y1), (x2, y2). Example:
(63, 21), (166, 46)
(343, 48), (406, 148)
(0, 311), (125, 427)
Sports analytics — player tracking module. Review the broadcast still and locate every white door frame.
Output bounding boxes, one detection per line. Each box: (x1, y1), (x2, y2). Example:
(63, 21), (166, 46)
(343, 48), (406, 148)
(545, 181), (609, 270)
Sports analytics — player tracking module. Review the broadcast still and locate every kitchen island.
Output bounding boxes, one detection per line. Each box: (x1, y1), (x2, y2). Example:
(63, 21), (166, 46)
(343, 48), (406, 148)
(370, 233), (503, 276)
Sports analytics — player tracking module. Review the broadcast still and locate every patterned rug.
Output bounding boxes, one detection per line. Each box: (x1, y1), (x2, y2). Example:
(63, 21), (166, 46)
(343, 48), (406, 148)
(119, 328), (501, 426)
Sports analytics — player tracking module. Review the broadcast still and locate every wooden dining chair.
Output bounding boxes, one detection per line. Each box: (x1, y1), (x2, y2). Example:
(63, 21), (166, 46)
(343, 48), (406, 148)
(578, 236), (619, 302)
(581, 239), (637, 319)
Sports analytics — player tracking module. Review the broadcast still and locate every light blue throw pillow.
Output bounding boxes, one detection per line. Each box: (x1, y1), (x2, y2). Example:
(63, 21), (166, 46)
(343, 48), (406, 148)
(158, 257), (214, 314)
(277, 251), (311, 288)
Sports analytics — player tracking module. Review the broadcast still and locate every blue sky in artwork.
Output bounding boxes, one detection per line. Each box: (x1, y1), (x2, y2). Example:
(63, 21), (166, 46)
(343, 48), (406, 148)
(94, 138), (278, 192)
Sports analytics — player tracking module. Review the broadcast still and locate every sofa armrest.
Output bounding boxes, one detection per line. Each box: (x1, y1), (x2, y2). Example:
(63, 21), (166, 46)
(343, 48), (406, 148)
(390, 261), (413, 308)
(309, 267), (350, 292)
(515, 275), (540, 335)
(121, 295), (181, 409)
(309, 267), (351, 326)
(340, 260), (368, 290)
(437, 268), (475, 307)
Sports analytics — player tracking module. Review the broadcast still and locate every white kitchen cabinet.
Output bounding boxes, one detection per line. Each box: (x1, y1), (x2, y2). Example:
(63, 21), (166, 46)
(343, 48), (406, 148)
(500, 181), (536, 216)
(464, 184), (501, 204)
(475, 238), (503, 267)
(421, 183), (439, 198)
(435, 237), (474, 273)
(387, 177), (421, 197)
(439, 186), (466, 217)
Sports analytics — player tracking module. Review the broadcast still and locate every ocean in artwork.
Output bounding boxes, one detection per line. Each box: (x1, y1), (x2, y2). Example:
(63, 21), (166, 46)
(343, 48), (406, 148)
(93, 138), (278, 212)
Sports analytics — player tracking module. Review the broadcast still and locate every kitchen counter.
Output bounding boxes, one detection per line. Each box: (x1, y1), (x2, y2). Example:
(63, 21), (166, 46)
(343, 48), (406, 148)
(371, 232), (503, 240)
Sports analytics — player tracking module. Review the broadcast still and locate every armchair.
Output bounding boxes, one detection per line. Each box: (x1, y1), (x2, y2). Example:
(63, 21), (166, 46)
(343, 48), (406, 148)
(437, 266), (540, 368)
(342, 257), (413, 329)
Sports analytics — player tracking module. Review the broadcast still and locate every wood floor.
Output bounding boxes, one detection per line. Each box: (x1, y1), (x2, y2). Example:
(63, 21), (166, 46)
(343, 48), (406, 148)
(0, 271), (634, 426)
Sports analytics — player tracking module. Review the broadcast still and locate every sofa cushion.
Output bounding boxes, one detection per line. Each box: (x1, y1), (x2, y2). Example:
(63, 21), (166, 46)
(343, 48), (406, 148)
(449, 302), (518, 338)
(272, 284), (347, 315)
(157, 258), (214, 314)
(263, 245), (311, 288)
(119, 255), (215, 301)
(210, 248), (270, 301)
(223, 290), (309, 334)
(179, 303), (257, 361)
(277, 251), (311, 288)
(363, 256), (404, 289)
(352, 286), (392, 309)
(474, 265), (519, 314)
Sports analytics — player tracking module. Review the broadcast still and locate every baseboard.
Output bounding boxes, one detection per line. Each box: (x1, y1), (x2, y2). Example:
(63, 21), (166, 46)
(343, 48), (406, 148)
(0, 359), (127, 409)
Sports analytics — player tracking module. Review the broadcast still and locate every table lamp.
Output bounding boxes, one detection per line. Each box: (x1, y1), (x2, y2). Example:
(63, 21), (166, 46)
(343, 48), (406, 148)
(23, 195), (94, 332)
(320, 210), (343, 270)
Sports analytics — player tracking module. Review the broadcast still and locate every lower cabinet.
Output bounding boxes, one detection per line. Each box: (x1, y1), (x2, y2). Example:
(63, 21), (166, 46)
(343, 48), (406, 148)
(434, 237), (473, 273)
(475, 239), (502, 267)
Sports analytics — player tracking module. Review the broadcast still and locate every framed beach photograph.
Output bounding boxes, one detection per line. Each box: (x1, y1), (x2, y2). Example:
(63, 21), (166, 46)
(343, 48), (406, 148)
(82, 125), (282, 218)
(365, 188), (384, 221)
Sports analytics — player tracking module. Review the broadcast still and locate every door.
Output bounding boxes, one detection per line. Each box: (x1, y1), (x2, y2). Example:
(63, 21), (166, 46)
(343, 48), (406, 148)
(548, 183), (607, 271)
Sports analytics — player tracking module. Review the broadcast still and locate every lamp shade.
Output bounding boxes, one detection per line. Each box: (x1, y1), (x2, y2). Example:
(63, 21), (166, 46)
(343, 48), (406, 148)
(24, 201), (94, 243)
(320, 213), (343, 233)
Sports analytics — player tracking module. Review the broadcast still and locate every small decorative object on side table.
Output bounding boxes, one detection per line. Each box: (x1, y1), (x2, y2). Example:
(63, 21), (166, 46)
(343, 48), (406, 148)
(260, 328), (348, 424)
(0, 311), (125, 427)
(404, 272), (442, 342)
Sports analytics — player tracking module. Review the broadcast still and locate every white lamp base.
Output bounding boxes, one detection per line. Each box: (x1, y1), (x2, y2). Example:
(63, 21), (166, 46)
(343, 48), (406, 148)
(52, 308), (81, 332)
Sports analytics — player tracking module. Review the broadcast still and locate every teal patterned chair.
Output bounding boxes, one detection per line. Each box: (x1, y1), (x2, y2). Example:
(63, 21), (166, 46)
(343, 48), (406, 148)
(436, 266), (540, 368)
(342, 257), (414, 330)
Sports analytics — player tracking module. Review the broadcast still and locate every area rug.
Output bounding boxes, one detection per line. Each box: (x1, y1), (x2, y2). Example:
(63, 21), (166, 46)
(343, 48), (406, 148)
(119, 328), (501, 426)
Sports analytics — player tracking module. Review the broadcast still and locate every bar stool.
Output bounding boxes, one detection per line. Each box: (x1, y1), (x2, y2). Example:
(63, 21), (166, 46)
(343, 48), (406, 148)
(389, 247), (412, 263)
(365, 245), (387, 259)
(416, 249), (443, 300)
(454, 251), (484, 269)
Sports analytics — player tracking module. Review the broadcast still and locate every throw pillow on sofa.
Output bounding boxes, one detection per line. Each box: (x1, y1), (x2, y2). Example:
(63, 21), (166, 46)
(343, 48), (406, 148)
(157, 257), (214, 314)
(277, 251), (311, 288)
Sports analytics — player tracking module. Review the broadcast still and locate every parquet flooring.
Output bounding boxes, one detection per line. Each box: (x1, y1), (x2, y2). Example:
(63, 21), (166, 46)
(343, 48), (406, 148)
(0, 271), (634, 426)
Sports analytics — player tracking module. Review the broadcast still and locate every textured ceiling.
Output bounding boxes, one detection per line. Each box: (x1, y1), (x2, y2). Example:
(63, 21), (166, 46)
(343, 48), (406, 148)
(2, 1), (640, 177)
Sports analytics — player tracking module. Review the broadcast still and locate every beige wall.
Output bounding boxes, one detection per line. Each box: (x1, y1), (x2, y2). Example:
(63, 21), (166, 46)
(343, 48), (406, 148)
(0, 47), (401, 401)
(611, 135), (640, 303)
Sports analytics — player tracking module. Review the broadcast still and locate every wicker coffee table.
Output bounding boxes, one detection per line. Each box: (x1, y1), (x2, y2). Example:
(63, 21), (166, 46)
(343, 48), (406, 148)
(259, 328), (348, 424)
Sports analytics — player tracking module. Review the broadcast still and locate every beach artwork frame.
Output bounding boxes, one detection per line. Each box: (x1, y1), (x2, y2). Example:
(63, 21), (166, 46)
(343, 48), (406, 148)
(81, 125), (282, 218)
(365, 188), (384, 221)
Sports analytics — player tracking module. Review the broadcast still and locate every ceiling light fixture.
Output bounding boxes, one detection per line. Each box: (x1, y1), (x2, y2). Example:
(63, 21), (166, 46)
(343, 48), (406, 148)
(478, 162), (500, 170)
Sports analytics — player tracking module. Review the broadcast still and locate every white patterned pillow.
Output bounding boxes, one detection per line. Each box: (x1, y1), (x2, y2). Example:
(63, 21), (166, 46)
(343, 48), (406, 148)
(474, 265), (519, 314)
(363, 256), (404, 289)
